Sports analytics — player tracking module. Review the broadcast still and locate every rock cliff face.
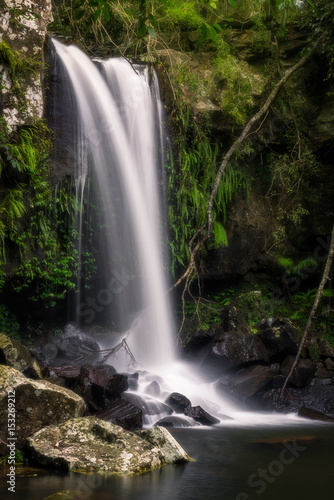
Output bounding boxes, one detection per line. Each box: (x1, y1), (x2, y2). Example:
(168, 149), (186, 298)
(0, 0), (53, 130)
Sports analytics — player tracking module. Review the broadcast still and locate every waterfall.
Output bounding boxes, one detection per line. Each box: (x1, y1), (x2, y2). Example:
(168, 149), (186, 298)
(51, 40), (306, 427)
(52, 39), (175, 371)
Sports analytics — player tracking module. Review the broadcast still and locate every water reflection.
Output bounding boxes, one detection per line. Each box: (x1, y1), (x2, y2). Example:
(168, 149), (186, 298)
(1, 425), (333, 500)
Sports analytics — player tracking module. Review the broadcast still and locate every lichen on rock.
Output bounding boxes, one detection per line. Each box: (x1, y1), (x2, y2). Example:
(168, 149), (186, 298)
(27, 417), (167, 474)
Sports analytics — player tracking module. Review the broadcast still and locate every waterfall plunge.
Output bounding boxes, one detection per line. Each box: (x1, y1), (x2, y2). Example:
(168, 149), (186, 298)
(52, 39), (174, 371)
(52, 40), (307, 427)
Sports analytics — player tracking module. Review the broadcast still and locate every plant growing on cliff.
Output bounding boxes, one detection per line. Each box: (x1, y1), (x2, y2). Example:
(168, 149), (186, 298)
(0, 119), (79, 307)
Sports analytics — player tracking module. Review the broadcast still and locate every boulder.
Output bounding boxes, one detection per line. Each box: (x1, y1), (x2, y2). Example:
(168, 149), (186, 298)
(106, 374), (129, 397)
(155, 415), (200, 428)
(0, 365), (86, 455)
(298, 407), (334, 423)
(144, 380), (161, 397)
(27, 417), (164, 474)
(186, 405), (220, 425)
(96, 399), (142, 430)
(48, 365), (81, 384)
(230, 364), (280, 400)
(281, 356), (316, 388)
(0, 333), (42, 379)
(256, 318), (298, 360)
(253, 384), (334, 415)
(54, 324), (101, 364)
(75, 365), (116, 407)
(183, 327), (218, 355)
(164, 392), (192, 414)
(318, 339), (334, 360)
(137, 426), (190, 463)
(210, 331), (269, 370)
(325, 358), (334, 371)
(122, 393), (173, 418)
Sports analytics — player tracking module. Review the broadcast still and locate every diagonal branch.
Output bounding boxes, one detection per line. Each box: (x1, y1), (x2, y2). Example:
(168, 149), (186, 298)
(280, 224), (334, 398)
(170, 35), (325, 296)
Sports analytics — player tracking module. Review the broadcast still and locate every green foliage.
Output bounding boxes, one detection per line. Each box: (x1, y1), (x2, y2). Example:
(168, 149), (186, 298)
(167, 96), (250, 275)
(299, 0), (334, 86)
(0, 119), (79, 307)
(264, 128), (321, 250)
(0, 41), (40, 93)
(211, 40), (257, 125)
(0, 305), (20, 336)
(0, 449), (24, 466)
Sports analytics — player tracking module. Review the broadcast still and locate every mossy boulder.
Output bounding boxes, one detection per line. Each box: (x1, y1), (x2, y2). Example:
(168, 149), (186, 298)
(0, 333), (42, 378)
(27, 417), (189, 474)
(0, 365), (86, 455)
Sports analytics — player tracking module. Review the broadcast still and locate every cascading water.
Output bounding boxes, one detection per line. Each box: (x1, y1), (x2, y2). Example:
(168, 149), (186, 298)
(51, 39), (306, 427)
(52, 39), (175, 371)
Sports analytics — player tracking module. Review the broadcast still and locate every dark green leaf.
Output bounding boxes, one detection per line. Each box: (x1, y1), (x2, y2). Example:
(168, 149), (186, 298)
(147, 26), (156, 38)
(138, 24), (147, 38)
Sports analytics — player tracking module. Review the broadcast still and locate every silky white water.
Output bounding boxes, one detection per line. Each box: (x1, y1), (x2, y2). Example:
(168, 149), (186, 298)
(52, 39), (307, 427)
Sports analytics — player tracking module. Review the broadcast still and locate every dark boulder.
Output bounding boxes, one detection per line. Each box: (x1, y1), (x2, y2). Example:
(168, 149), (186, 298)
(75, 365), (117, 407)
(251, 384), (334, 414)
(106, 374), (129, 397)
(54, 324), (101, 364)
(256, 318), (298, 361)
(185, 405), (220, 425)
(155, 415), (200, 428)
(122, 393), (172, 418)
(48, 365), (81, 385)
(164, 392), (192, 414)
(298, 407), (334, 423)
(183, 327), (219, 356)
(229, 364), (280, 400)
(209, 331), (269, 370)
(96, 399), (143, 430)
(318, 339), (334, 359)
(281, 356), (316, 388)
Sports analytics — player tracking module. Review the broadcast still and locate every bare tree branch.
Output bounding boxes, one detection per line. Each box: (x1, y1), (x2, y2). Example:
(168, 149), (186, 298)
(280, 224), (334, 398)
(169, 35), (325, 300)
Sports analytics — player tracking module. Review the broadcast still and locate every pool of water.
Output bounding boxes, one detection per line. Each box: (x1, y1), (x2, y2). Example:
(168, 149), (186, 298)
(1, 421), (333, 500)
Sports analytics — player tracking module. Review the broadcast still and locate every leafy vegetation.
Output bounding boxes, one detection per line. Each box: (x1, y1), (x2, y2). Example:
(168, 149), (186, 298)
(0, 119), (79, 309)
(180, 280), (334, 346)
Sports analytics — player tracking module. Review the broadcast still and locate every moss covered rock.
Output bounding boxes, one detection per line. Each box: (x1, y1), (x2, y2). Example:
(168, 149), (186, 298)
(0, 333), (42, 378)
(27, 417), (168, 474)
(0, 365), (86, 454)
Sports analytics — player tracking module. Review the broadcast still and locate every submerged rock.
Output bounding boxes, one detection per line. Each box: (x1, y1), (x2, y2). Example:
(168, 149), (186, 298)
(186, 405), (220, 425)
(27, 417), (189, 474)
(164, 392), (219, 425)
(0, 365), (86, 455)
(155, 415), (200, 428)
(0, 333), (42, 379)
